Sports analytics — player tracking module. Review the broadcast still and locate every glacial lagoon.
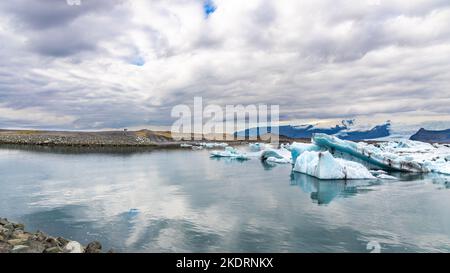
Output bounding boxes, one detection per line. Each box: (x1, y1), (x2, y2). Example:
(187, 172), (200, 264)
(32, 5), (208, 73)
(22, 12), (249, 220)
(1, 145), (450, 253)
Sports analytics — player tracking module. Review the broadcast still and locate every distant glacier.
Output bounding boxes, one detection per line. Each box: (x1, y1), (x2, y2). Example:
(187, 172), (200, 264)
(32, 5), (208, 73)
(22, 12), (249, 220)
(235, 120), (391, 141)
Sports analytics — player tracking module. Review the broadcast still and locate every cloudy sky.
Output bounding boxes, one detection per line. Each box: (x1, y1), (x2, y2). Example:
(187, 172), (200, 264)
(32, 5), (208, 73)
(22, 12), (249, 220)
(0, 0), (449, 131)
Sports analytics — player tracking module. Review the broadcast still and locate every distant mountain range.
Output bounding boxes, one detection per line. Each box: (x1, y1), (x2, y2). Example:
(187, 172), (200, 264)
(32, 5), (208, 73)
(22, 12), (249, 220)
(410, 128), (450, 143)
(235, 120), (391, 141)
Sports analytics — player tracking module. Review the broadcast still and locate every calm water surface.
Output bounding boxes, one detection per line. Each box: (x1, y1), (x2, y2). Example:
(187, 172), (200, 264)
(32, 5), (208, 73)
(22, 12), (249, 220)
(1, 145), (450, 253)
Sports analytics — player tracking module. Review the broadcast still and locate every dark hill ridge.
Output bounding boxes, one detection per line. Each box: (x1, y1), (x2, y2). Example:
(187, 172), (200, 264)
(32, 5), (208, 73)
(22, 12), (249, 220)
(410, 128), (450, 143)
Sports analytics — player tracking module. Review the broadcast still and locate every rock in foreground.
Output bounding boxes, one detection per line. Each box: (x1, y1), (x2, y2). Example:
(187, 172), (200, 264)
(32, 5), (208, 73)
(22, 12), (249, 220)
(0, 218), (105, 253)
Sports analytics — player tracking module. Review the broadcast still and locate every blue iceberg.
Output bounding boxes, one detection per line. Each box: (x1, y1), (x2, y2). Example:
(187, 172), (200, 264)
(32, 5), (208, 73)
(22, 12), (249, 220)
(312, 134), (428, 173)
(293, 150), (375, 180)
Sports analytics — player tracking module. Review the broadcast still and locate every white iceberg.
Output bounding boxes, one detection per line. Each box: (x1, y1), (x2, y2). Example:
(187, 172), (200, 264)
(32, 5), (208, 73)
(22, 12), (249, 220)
(376, 174), (398, 180)
(293, 151), (375, 180)
(288, 142), (323, 162)
(210, 147), (249, 160)
(200, 142), (229, 148)
(249, 143), (272, 151)
(266, 156), (291, 164)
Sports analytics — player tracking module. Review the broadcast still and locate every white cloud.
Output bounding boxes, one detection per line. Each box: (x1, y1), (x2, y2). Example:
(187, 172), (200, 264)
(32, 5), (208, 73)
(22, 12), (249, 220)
(0, 0), (449, 130)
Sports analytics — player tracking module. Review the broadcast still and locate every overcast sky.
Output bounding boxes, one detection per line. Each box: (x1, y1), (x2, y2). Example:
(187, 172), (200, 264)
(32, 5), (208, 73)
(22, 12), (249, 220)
(0, 0), (449, 131)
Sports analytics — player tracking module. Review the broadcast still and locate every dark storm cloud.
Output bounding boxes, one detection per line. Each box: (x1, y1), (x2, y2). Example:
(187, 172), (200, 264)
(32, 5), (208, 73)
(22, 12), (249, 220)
(0, 0), (128, 57)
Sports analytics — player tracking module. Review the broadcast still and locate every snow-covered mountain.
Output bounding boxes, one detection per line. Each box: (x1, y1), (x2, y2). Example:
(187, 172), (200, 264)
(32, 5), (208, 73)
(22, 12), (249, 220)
(235, 120), (391, 141)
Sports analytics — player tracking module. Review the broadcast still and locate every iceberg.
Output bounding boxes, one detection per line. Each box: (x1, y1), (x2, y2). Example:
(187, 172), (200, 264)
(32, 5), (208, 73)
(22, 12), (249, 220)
(249, 143), (272, 151)
(288, 142), (323, 162)
(376, 174), (398, 180)
(266, 156), (291, 164)
(312, 134), (429, 173)
(260, 148), (292, 163)
(293, 151), (375, 180)
(210, 147), (249, 160)
(200, 142), (229, 148)
(312, 133), (450, 175)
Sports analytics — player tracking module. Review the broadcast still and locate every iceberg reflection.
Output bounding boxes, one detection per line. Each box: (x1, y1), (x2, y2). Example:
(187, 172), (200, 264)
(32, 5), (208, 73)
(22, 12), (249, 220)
(290, 172), (374, 205)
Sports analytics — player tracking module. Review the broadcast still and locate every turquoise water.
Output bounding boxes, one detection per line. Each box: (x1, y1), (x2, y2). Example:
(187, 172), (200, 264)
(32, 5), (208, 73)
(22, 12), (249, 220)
(1, 145), (450, 253)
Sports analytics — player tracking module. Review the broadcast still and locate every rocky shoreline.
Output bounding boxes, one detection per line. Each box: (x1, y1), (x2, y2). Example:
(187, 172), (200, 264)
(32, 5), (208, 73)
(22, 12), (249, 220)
(0, 218), (108, 253)
(0, 129), (173, 147)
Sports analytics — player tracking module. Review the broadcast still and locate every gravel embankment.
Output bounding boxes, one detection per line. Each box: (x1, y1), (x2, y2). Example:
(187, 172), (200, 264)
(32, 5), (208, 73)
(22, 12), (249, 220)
(0, 129), (173, 146)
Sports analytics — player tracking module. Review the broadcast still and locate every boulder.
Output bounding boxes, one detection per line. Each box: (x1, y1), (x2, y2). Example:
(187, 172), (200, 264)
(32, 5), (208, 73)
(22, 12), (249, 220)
(0, 242), (12, 253)
(56, 237), (70, 247)
(64, 241), (84, 253)
(85, 241), (102, 253)
(44, 246), (63, 253)
(11, 245), (31, 253)
(13, 223), (25, 230)
(8, 238), (28, 246)
(25, 240), (46, 253)
(11, 230), (30, 241)
(44, 237), (59, 248)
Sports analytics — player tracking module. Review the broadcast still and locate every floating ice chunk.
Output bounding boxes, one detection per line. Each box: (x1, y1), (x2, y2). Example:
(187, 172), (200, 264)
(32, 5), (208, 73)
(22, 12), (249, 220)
(370, 170), (387, 175)
(313, 134), (429, 173)
(180, 143), (192, 148)
(249, 143), (272, 151)
(266, 156), (291, 164)
(200, 142), (229, 148)
(427, 161), (450, 175)
(280, 143), (290, 149)
(210, 147), (249, 160)
(376, 174), (398, 180)
(261, 148), (292, 163)
(293, 151), (375, 180)
(288, 142), (322, 162)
